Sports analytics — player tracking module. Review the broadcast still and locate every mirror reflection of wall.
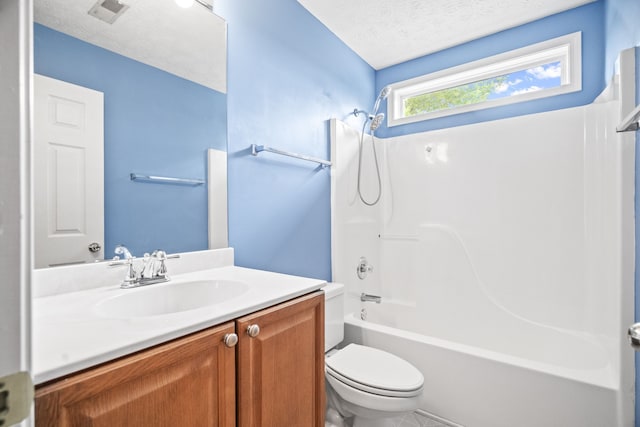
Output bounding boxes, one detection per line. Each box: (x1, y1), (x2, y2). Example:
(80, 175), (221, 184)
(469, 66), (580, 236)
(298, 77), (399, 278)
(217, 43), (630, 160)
(33, 0), (227, 267)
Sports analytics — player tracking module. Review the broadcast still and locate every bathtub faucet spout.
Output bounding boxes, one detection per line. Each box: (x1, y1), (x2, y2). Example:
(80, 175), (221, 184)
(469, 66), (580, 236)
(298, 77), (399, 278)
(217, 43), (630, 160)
(361, 293), (382, 304)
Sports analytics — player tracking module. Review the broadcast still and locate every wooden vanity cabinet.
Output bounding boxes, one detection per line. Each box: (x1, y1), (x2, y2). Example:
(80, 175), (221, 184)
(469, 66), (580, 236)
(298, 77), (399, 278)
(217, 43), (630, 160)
(35, 322), (236, 427)
(236, 291), (325, 427)
(34, 291), (325, 427)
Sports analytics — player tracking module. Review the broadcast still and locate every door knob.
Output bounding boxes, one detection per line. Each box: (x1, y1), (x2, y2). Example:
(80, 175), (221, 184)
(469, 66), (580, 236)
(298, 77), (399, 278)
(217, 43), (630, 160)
(247, 324), (260, 338)
(88, 242), (102, 253)
(223, 333), (238, 347)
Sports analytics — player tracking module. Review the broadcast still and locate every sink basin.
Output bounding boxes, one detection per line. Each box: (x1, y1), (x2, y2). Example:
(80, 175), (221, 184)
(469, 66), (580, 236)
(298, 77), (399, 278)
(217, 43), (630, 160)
(94, 280), (250, 318)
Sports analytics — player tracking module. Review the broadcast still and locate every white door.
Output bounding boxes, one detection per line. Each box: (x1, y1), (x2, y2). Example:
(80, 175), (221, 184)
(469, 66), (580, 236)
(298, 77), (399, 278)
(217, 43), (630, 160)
(34, 74), (104, 268)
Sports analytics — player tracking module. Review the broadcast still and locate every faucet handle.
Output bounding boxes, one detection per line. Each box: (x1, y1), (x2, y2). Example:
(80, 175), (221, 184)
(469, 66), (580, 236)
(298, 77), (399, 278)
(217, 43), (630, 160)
(140, 252), (155, 279)
(154, 251), (167, 277)
(151, 250), (180, 277)
(357, 257), (373, 280)
(109, 257), (138, 286)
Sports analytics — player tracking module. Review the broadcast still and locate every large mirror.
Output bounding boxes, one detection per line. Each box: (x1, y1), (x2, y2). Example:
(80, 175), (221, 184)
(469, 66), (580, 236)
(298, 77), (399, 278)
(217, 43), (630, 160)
(33, 0), (227, 268)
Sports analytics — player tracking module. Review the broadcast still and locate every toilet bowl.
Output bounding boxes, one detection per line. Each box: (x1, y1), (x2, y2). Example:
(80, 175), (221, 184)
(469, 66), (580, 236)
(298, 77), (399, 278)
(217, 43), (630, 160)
(323, 283), (424, 427)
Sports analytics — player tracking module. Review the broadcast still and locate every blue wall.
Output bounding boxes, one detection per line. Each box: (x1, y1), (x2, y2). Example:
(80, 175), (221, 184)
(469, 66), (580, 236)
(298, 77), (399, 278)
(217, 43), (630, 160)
(216, 0), (374, 280)
(34, 24), (227, 258)
(603, 0), (640, 425)
(375, 1), (606, 138)
(605, 0), (640, 79)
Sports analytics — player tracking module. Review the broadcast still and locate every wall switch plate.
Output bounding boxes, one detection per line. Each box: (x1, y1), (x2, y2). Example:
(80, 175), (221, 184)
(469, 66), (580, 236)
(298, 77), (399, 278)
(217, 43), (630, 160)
(0, 372), (33, 426)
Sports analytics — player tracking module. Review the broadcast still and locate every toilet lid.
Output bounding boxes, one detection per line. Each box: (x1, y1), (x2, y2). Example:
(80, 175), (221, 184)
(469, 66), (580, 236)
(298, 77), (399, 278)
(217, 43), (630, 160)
(325, 344), (424, 396)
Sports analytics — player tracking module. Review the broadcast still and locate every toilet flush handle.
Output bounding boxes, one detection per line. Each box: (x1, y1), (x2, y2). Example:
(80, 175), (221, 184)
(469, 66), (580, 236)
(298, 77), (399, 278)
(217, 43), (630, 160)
(247, 324), (261, 338)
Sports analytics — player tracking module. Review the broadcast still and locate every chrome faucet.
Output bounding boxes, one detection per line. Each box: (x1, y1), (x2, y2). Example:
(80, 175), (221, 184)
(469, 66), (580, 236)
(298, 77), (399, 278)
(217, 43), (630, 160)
(110, 246), (180, 289)
(360, 293), (382, 304)
(114, 244), (133, 260)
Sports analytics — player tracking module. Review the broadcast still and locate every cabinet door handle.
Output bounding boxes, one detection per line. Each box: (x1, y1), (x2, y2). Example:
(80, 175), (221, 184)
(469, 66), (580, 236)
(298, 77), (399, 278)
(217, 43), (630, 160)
(247, 324), (260, 338)
(223, 333), (238, 347)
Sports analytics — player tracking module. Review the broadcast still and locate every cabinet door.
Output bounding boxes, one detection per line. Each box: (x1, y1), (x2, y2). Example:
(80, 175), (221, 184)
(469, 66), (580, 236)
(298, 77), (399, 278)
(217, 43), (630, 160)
(35, 322), (236, 427)
(236, 291), (325, 427)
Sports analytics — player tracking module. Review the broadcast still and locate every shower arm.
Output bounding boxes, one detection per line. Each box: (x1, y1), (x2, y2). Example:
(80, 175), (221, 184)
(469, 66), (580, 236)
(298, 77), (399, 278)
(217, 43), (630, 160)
(353, 109), (372, 119)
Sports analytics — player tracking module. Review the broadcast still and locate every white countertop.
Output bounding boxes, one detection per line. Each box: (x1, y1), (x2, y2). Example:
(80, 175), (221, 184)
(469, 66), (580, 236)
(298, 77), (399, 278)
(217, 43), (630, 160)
(33, 264), (325, 384)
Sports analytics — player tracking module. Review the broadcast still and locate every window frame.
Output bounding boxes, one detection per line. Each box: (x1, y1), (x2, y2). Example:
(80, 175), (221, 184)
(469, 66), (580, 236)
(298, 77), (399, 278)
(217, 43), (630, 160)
(387, 32), (582, 127)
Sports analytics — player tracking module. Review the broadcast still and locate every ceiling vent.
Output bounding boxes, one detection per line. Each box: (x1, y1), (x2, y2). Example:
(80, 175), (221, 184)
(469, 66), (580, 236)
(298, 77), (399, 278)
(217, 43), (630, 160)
(88, 0), (129, 24)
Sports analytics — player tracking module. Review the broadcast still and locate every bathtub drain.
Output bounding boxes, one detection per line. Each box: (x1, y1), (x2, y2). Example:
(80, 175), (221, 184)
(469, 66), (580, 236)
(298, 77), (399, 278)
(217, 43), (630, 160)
(360, 308), (367, 320)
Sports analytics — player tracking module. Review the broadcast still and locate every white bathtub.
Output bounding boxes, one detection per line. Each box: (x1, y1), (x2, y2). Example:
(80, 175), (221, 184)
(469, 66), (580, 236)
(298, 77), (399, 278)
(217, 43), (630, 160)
(343, 300), (625, 427)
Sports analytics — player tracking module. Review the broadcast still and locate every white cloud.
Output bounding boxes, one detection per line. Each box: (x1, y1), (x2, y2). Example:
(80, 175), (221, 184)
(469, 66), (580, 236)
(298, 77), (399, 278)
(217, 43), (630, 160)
(511, 86), (542, 95)
(494, 83), (509, 93)
(493, 78), (523, 94)
(526, 64), (561, 79)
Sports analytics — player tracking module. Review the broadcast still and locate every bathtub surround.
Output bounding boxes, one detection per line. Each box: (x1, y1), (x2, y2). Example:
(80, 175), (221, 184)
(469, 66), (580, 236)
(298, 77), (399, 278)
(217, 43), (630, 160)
(331, 52), (635, 423)
(33, 24), (227, 258)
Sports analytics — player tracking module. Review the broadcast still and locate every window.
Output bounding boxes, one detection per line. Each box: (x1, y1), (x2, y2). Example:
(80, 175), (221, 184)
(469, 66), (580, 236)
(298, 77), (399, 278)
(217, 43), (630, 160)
(388, 32), (582, 127)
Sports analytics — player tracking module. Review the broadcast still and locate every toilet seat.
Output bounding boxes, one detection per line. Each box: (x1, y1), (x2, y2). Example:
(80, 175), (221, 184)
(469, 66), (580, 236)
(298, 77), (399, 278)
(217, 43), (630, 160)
(325, 344), (424, 398)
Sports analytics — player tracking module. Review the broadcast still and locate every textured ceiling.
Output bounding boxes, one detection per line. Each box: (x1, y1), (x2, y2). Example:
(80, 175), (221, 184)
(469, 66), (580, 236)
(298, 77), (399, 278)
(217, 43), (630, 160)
(35, 0), (227, 93)
(297, 0), (596, 70)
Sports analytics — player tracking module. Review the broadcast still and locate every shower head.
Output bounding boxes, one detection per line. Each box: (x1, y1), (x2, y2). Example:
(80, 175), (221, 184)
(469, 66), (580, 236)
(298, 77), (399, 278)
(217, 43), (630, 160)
(372, 86), (391, 115)
(370, 113), (385, 132)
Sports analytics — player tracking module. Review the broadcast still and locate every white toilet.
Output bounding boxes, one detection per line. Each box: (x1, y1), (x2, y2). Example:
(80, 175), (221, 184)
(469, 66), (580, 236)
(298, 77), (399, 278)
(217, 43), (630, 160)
(323, 283), (424, 427)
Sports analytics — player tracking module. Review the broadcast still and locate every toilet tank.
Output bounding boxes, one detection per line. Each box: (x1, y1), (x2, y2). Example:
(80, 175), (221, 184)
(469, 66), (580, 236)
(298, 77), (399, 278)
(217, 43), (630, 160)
(322, 282), (345, 352)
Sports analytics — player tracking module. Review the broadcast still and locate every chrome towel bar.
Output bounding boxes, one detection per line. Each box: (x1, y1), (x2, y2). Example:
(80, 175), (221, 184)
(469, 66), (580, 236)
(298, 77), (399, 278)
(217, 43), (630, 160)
(130, 173), (205, 186)
(250, 144), (332, 168)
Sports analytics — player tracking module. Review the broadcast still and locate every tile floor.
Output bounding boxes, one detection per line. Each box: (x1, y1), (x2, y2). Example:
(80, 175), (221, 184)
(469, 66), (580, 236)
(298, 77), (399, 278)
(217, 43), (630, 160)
(394, 411), (456, 427)
(328, 410), (460, 427)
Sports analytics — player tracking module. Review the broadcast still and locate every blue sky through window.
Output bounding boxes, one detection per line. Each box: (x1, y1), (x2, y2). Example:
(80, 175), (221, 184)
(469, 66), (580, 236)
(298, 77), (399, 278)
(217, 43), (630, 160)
(487, 61), (562, 100)
(402, 61), (565, 117)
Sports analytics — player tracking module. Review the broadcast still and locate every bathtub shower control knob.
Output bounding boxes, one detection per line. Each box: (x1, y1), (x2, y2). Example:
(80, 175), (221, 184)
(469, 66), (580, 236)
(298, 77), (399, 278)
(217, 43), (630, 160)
(357, 257), (374, 280)
(223, 333), (238, 347)
(247, 324), (260, 338)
